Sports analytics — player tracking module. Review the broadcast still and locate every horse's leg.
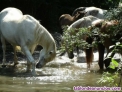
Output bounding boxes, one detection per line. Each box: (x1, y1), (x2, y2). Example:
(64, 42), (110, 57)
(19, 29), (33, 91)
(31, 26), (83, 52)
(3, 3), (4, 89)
(1, 36), (6, 65)
(85, 37), (93, 69)
(13, 46), (19, 66)
(76, 46), (79, 57)
(26, 60), (31, 73)
(21, 45), (36, 75)
(98, 43), (105, 69)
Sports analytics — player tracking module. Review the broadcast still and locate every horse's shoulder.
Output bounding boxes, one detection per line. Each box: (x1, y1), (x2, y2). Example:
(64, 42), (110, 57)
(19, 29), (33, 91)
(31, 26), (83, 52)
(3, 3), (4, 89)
(18, 15), (39, 32)
(23, 15), (35, 21)
(22, 15), (39, 24)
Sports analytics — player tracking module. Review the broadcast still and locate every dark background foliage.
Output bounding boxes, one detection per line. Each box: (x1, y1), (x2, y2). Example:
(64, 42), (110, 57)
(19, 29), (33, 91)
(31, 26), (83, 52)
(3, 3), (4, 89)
(0, 0), (119, 33)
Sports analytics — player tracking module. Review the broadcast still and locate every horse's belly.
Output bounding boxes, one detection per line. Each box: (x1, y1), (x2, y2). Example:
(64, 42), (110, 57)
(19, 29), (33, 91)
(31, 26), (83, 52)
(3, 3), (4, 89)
(1, 25), (20, 45)
(3, 35), (19, 46)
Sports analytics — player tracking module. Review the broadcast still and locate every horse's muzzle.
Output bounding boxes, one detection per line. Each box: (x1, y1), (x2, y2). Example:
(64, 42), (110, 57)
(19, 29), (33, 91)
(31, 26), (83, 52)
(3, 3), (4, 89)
(68, 54), (74, 59)
(36, 63), (43, 68)
(68, 50), (74, 59)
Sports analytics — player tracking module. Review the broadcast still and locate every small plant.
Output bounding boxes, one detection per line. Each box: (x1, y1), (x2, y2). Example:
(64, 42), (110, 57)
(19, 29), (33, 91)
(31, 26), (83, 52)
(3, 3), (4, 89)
(60, 26), (97, 54)
(97, 72), (119, 87)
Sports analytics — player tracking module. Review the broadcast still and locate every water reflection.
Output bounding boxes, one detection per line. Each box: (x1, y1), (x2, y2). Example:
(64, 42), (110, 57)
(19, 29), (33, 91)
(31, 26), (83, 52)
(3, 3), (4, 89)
(0, 62), (102, 92)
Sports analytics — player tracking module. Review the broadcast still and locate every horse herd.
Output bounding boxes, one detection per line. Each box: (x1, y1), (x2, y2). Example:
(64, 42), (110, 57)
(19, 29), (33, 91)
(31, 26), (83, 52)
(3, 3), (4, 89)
(59, 6), (120, 70)
(0, 7), (120, 75)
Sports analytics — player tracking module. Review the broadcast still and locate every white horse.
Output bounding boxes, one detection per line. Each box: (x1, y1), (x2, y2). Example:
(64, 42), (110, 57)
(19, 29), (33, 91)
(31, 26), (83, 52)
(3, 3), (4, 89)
(72, 6), (107, 19)
(0, 7), (56, 75)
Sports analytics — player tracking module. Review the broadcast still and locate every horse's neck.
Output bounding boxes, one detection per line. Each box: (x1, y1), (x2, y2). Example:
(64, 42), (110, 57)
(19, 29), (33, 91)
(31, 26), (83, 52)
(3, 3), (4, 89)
(72, 15), (79, 22)
(37, 25), (56, 52)
(42, 33), (56, 53)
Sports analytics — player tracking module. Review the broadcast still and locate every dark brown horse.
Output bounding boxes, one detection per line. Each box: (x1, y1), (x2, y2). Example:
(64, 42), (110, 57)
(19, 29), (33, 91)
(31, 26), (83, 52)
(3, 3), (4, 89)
(59, 11), (86, 55)
(59, 11), (86, 31)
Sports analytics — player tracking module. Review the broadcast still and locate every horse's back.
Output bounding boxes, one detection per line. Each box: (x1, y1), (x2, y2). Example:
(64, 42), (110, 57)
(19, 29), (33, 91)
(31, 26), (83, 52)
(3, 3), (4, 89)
(68, 16), (100, 29)
(0, 7), (23, 36)
(0, 7), (23, 22)
(73, 6), (107, 19)
(85, 7), (107, 19)
(0, 8), (38, 46)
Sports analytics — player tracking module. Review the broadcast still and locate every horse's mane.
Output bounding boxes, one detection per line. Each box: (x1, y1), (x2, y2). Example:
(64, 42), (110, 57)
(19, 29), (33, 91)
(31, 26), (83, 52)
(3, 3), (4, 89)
(35, 23), (55, 46)
(34, 17), (56, 52)
(35, 24), (56, 62)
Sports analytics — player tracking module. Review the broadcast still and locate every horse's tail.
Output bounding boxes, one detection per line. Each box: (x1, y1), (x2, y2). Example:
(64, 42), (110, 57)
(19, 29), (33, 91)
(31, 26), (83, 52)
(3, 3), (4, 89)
(85, 37), (94, 69)
(15, 46), (21, 52)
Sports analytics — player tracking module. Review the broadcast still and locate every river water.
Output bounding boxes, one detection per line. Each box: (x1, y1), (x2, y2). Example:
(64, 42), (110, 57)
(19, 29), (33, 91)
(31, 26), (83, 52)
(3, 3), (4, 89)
(0, 51), (121, 92)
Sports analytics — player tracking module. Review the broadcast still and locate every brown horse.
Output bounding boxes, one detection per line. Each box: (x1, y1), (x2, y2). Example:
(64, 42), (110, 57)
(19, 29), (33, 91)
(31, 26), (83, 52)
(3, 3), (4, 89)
(72, 6), (107, 19)
(94, 20), (119, 69)
(59, 11), (86, 31)
(62, 15), (104, 68)
(63, 14), (119, 69)
(59, 11), (86, 55)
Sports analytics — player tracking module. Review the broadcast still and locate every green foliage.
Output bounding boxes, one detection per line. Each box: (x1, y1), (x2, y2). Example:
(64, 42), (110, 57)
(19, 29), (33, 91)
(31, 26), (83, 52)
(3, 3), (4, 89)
(61, 26), (94, 53)
(97, 72), (119, 86)
(109, 59), (119, 69)
(98, 7), (122, 87)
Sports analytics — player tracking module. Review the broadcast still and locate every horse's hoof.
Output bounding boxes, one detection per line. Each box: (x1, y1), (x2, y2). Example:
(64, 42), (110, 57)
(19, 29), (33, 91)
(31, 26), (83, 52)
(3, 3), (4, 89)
(32, 71), (38, 76)
(32, 72), (38, 76)
(2, 65), (7, 68)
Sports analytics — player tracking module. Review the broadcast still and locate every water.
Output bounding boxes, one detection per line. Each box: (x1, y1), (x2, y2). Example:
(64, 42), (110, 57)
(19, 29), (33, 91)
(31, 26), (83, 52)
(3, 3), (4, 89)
(0, 51), (121, 92)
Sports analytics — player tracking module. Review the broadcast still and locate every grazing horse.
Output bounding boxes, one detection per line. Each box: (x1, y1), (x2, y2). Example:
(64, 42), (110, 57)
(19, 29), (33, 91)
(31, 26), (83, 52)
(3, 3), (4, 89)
(59, 11), (86, 55)
(72, 6), (107, 19)
(59, 11), (86, 31)
(94, 20), (120, 69)
(63, 15), (104, 68)
(0, 7), (56, 75)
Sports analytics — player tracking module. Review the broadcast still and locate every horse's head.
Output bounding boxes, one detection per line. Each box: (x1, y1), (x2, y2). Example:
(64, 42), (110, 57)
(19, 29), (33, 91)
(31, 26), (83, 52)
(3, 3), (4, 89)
(67, 49), (74, 59)
(72, 7), (86, 16)
(59, 14), (73, 29)
(36, 49), (56, 68)
(35, 30), (57, 68)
